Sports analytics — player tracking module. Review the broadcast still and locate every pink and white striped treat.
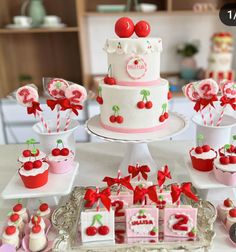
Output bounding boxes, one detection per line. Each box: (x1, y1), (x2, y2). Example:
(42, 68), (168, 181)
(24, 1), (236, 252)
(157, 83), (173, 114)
(65, 84), (87, 104)
(16, 86), (39, 107)
(47, 78), (69, 99)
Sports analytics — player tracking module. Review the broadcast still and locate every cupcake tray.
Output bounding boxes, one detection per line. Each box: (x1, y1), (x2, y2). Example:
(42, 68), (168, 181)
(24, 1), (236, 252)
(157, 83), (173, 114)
(1, 162), (79, 206)
(51, 186), (217, 252)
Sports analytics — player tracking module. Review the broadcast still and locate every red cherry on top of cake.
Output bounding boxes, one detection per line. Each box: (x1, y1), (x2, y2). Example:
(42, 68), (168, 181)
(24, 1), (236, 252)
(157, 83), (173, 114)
(32, 224), (41, 234)
(219, 155), (236, 165)
(229, 208), (236, 218)
(31, 215), (41, 225)
(5, 225), (16, 235)
(224, 198), (234, 207)
(39, 203), (49, 212)
(194, 145), (211, 154)
(23, 160), (42, 170)
(10, 213), (20, 223)
(134, 20), (150, 37)
(115, 17), (134, 38)
(13, 203), (23, 212)
(104, 75), (116, 85)
(22, 149), (40, 157)
(51, 147), (69, 156)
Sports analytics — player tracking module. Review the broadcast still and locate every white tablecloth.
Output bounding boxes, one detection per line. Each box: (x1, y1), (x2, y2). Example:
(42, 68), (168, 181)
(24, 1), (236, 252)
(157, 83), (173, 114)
(0, 141), (234, 251)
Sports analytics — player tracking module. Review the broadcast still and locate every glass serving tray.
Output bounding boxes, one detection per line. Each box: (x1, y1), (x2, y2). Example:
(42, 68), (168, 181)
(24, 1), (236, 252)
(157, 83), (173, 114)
(51, 186), (217, 251)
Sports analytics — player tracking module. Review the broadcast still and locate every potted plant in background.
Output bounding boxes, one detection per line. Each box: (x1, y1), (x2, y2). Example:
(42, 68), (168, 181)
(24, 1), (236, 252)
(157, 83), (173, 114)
(177, 41), (200, 81)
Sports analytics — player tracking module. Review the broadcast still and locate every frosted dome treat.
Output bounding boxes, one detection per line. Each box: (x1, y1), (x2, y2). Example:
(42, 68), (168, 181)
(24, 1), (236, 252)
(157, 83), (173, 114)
(37, 202), (51, 220)
(29, 225), (47, 252)
(96, 17), (171, 133)
(7, 213), (24, 234)
(19, 159), (49, 189)
(1, 226), (20, 249)
(18, 139), (46, 163)
(29, 216), (46, 231)
(47, 139), (74, 174)
(12, 201), (29, 223)
(226, 208), (236, 231)
(217, 198), (234, 222)
(213, 155), (236, 186)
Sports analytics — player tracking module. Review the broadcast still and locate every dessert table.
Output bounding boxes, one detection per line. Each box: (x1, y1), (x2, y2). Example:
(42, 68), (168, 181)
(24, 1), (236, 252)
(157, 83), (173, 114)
(0, 141), (235, 252)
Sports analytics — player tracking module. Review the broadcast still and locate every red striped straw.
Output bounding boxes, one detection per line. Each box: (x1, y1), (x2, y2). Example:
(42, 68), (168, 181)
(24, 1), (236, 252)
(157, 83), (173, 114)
(56, 104), (60, 132)
(208, 106), (214, 126)
(200, 108), (207, 126)
(142, 195), (145, 207)
(64, 110), (72, 131)
(36, 111), (51, 134)
(137, 163), (141, 182)
(216, 105), (226, 126)
(96, 187), (100, 212)
(117, 170), (121, 196)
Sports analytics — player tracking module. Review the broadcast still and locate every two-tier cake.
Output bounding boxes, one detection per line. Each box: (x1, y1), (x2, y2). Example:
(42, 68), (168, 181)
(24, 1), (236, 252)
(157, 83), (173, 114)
(97, 17), (170, 133)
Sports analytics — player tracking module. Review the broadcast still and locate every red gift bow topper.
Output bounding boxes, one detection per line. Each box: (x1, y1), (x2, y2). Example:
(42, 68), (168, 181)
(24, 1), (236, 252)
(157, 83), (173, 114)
(194, 95), (218, 112)
(220, 96), (236, 110)
(133, 185), (158, 204)
(170, 182), (198, 204)
(47, 98), (83, 116)
(157, 165), (172, 187)
(27, 101), (42, 116)
(84, 187), (111, 211)
(128, 164), (150, 181)
(103, 175), (133, 191)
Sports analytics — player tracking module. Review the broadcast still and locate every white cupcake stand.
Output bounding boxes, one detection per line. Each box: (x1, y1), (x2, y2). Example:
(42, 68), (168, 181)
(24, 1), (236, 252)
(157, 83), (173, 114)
(86, 112), (189, 174)
(1, 162), (79, 210)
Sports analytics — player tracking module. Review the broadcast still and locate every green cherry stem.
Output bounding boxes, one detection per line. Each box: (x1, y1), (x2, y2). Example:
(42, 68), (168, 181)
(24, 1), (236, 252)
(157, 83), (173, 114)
(112, 105), (120, 116)
(162, 103), (167, 114)
(98, 86), (102, 96)
(108, 64), (112, 77)
(91, 214), (103, 226)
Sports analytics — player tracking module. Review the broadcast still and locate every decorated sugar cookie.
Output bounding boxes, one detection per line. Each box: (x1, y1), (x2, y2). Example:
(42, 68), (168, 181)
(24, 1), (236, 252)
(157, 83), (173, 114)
(220, 81), (236, 99)
(195, 79), (219, 99)
(64, 84), (87, 105)
(16, 85), (39, 107)
(47, 78), (69, 99)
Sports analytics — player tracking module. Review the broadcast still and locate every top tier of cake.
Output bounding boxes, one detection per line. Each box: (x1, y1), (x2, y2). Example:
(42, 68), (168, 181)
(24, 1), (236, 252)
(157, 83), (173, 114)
(104, 38), (162, 86)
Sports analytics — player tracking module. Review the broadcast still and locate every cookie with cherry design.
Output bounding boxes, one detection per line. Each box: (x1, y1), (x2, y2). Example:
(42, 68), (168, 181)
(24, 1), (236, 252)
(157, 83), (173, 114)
(47, 139), (74, 174)
(189, 134), (217, 172)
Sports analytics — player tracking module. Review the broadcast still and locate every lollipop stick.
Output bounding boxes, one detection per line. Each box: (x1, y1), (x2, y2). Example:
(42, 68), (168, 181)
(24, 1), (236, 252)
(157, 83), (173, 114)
(216, 105), (226, 126)
(142, 196), (145, 208)
(96, 187), (100, 212)
(208, 106), (214, 126)
(200, 108), (207, 126)
(36, 111), (51, 134)
(64, 110), (72, 131)
(56, 104), (60, 132)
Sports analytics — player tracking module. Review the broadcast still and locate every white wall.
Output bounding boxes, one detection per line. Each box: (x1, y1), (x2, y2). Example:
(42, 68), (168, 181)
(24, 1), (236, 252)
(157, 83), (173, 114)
(87, 14), (234, 74)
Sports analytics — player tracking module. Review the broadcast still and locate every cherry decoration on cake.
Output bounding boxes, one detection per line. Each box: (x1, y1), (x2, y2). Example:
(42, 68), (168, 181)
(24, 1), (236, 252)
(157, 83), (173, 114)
(104, 65), (117, 85)
(224, 198), (234, 208)
(9, 213), (20, 223)
(5, 225), (17, 235)
(219, 144), (236, 165)
(96, 86), (103, 105)
(109, 105), (124, 124)
(194, 134), (211, 154)
(137, 90), (153, 109)
(134, 20), (151, 38)
(159, 103), (168, 122)
(51, 139), (70, 157)
(115, 17), (134, 38)
(22, 139), (40, 157)
(39, 202), (49, 212)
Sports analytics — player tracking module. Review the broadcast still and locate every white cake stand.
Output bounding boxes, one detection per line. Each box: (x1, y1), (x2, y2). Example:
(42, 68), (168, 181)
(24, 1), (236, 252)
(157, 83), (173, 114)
(86, 112), (189, 174)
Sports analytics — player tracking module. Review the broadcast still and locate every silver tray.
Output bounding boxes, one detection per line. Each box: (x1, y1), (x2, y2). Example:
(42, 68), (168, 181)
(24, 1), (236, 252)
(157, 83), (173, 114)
(51, 186), (217, 252)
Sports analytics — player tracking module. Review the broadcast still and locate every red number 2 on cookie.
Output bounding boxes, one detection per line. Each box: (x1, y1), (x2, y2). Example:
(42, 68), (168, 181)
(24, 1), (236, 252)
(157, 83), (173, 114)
(70, 90), (82, 104)
(111, 200), (124, 217)
(172, 214), (189, 231)
(201, 84), (211, 98)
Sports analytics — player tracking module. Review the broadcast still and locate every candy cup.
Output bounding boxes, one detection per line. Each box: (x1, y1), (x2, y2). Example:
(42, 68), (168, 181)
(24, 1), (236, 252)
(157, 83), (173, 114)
(195, 79), (219, 99)
(183, 83), (200, 102)
(16, 86), (39, 107)
(47, 78), (69, 99)
(65, 84), (87, 104)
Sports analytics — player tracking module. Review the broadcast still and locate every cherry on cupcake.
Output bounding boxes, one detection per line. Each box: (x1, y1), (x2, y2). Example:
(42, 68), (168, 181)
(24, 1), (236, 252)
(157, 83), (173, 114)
(98, 225), (110, 235)
(134, 20), (150, 37)
(229, 208), (236, 218)
(195, 146), (203, 154)
(60, 148), (69, 156)
(31, 149), (39, 157)
(10, 213), (20, 223)
(52, 148), (61, 156)
(22, 149), (31, 157)
(224, 198), (234, 207)
(202, 145), (211, 152)
(13, 203), (23, 212)
(5, 226), (16, 235)
(31, 216), (41, 225)
(86, 226), (97, 236)
(24, 161), (34, 170)
(115, 17), (134, 38)
(220, 156), (230, 165)
(32, 225), (41, 234)
(39, 202), (49, 212)
(33, 160), (42, 168)
(229, 156), (236, 164)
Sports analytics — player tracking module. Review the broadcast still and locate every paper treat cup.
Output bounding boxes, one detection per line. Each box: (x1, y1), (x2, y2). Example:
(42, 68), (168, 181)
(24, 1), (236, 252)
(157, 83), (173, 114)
(47, 159), (74, 174)
(213, 166), (236, 186)
(189, 148), (217, 172)
(19, 169), (49, 189)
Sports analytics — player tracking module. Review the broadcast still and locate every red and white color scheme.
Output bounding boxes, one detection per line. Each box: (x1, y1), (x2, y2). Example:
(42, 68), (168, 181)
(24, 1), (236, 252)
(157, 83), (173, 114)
(206, 71), (234, 83)
(7, 213), (25, 235)
(217, 198), (234, 223)
(29, 224), (47, 252)
(125, 207), (159, 238)
(163, 206), (197, 238)
(81, 210), (115, 243)
(12, 201), (29, 223)
(37, 202), (51, 220)
(97, 18), (170, 133)
(1, 226), (20, 249)
(29, 216), (46, 231)
(226, 208), (236, 231)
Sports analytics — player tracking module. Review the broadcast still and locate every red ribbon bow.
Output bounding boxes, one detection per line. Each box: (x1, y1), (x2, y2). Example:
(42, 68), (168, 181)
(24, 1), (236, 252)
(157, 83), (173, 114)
(60, 100), (83, 116)
(194, 95), (218, 112)
(84, 187), (111, 211)
(128, 165), (150, 180)
(157, 165), (172, 187)
(103, 175), (133, 191)
(220, 96), (236, 110)
(27, 101), (42, 116)
(171, 183), (198, 204)
(134, 185), (158, 204)
(47, 99), (66, 111)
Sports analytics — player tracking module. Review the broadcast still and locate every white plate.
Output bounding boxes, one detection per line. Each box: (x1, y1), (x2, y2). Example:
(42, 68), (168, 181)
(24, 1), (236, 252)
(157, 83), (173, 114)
(5, 24), (31, 29)
(41, 23), (66, 29)
(86, 112), (189, 143)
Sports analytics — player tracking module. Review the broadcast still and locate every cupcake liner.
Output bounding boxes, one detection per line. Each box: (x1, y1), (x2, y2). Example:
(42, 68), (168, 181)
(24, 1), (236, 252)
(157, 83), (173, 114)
(47, 159), (74, 174)
(189, 148), (217, 172)
(213, 165), (236, 186)
(19, 169), (49, 189)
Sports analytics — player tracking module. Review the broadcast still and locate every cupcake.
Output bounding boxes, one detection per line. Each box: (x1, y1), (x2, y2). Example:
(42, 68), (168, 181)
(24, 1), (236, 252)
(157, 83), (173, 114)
(37, 202), (51, 220)
(226, 208), (236, 231)
(1, 226), (20, 249)
(213, 155), (236, 186)
(46, 139), (74, 174)
(217, 198), (234, 222)
(29, 225), (47, 252)
(18, 139), (46, 163)
(19, 159), (49, 189)
(12, 202), (29, 223)
(190, 144), (217, 172)
(7, 213), (24, 235)
(29, 216), (46, 231)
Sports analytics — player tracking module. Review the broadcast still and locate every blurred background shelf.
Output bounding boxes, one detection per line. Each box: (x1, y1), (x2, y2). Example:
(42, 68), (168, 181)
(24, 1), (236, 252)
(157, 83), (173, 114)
(0, 27), (79, 34)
